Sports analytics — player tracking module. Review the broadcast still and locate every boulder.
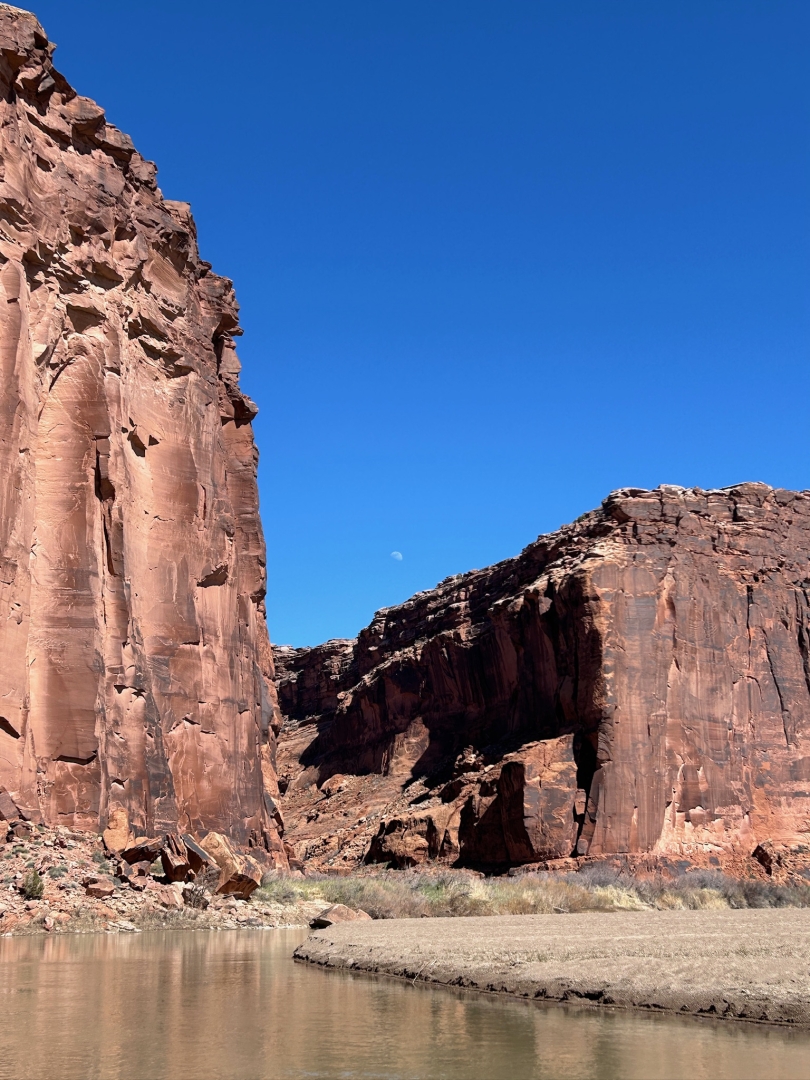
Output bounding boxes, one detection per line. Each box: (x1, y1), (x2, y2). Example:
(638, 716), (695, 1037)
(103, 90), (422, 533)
(146, 881), (184, 909)
(160, 833), (191, 882)
(85, 878), (115, 900)
(181, 834), (214, 875)
(198, 832), (263, 898)
(310, 904), (372, 929)
(0, 789), (22, 822)
(116, 859), (152, 891)
(121, 838), (162, 865)
(102, 809), (133, 855)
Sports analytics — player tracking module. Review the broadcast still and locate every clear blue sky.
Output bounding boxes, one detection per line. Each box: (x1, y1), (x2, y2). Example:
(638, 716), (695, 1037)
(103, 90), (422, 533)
(31, 2), (809, 646)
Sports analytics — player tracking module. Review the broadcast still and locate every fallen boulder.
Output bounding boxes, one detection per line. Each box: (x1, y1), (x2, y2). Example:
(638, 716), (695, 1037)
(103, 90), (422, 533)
(198, 832), (263, 898)
(85, 878), (115, 900)
(0, 788), (24, 822)
(121, 837), (162, 865)
(102, 808), (133, 855)
(160, 833), (191, 882)
(181, 834), (214, 876)
(310, 903), (372, 929)
(146, 881), (184, 909)
(116, 859), (153, 891)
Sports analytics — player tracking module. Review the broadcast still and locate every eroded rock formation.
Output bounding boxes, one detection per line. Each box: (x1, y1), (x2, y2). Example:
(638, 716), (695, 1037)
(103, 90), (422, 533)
(0, 5), (283, 856)
(276, 483), (810, 873)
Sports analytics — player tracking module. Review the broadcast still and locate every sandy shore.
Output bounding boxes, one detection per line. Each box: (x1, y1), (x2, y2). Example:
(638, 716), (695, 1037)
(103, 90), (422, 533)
(294, 908), (810, 1025)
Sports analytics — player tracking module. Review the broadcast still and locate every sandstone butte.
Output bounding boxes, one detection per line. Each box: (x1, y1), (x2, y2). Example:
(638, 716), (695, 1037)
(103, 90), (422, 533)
(276, 483), (810, 878)
(0, 5), (285, 862)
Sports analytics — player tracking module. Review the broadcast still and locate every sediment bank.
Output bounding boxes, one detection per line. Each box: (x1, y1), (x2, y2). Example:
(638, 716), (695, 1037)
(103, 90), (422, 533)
(294, 909), (810, 1025)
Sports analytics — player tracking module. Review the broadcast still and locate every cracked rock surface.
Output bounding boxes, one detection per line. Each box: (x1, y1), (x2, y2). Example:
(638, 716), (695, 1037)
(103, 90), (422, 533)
(277, 483), (810, 875)
(0, 5), (283, 853)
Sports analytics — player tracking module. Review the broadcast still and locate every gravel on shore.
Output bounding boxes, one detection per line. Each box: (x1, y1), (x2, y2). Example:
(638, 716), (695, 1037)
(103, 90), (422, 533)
(0, 824), (322, 935)
(294, 908), (810, 1026)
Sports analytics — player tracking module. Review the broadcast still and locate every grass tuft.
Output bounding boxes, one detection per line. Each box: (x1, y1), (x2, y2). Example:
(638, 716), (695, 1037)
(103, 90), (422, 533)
(21, 869), (44, 900)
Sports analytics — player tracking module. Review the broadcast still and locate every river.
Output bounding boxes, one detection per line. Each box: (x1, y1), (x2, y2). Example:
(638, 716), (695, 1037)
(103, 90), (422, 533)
(0, 928), (808, 1079)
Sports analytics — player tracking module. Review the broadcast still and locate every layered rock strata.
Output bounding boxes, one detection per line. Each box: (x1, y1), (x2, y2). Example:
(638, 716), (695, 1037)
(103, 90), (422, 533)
(276, 483), (810, 873)
(0, 6), (283, 855)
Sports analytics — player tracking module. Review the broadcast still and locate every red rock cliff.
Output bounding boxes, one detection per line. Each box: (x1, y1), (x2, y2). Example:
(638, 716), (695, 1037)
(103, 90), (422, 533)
(0, 6), (283, 855)
(276, 484), (810, 873)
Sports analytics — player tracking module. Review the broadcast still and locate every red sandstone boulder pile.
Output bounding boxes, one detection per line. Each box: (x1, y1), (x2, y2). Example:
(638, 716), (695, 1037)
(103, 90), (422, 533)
(0, 6), (284, 858)
(0, 817), (321, 935)
(276, 484), (810, 876)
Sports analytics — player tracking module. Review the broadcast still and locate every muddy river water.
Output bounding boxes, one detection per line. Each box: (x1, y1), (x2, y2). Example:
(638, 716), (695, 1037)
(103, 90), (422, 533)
(0, 928), (808, 1079)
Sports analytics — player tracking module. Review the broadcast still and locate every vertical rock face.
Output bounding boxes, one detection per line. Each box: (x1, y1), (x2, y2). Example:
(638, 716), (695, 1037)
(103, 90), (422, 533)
(0, 5), (283, 854)
(276, 484), (810, 873)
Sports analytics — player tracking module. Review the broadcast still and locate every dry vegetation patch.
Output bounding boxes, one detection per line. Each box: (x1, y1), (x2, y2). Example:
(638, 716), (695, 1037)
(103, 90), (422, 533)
(258, 864), (810, 919)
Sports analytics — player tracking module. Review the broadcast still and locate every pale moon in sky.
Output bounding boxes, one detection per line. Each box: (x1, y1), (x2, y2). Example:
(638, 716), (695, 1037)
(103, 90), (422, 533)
(390, 551), (403, 561)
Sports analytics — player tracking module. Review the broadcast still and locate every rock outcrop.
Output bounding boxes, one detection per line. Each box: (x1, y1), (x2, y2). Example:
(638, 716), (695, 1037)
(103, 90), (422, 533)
(0, 6), (284, 857)
(276, 483), (810, 873)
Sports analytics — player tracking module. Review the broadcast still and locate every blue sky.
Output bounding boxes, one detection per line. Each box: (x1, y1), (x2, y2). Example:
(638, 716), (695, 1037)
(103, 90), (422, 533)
(32, 1), (809, 645)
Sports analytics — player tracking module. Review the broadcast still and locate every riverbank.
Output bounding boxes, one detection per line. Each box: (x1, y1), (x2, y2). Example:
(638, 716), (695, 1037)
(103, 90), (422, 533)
(4, 820), (810, 937)
(295, 909), (810, 1026)
(0, 824), (324, 935)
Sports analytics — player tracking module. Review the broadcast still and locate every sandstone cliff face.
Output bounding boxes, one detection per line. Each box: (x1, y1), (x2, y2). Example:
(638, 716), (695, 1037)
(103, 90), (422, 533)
(276, 483), (810, 872)
(0, 6), (283, 855)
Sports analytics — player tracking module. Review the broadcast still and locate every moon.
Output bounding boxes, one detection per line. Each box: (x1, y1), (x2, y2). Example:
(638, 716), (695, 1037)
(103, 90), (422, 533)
(390, 551), (403, 561)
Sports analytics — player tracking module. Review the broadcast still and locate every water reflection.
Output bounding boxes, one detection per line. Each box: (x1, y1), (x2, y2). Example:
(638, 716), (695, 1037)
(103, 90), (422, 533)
(0, 929), (808, 1079)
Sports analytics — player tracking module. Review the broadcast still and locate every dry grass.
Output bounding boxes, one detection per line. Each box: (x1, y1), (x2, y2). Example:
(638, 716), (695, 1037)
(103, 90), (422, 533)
(256, 865), (810, 919)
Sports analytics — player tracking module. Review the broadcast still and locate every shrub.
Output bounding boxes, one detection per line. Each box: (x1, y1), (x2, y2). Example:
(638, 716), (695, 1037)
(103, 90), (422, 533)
(254, 864), (810, 919)
(257, 876), (311, 905)
(195, 866), (221, 891)
(47, 865), (67, 879)
(21, 869), (44, 899)
(184, 883), (210, 909)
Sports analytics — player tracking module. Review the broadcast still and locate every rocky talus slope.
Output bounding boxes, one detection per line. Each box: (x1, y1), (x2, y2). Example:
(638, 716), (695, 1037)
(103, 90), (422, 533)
(0, 6), (283, 856)
(276, 484), (810, 876)
(0, 819), (320, 936)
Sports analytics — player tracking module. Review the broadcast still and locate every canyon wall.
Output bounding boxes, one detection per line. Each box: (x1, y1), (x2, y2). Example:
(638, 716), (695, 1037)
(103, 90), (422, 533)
(276, 484), (810, 873)
(0, 6), (284, 856)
